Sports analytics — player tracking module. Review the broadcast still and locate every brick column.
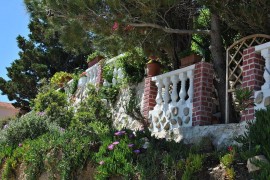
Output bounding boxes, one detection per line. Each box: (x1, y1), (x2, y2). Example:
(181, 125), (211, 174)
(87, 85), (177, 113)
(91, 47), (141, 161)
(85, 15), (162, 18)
(143, 77), (158, 118)
(192, 62), (214, 126)
(96, 63), (103, 87)
(241, 47), (264, 121)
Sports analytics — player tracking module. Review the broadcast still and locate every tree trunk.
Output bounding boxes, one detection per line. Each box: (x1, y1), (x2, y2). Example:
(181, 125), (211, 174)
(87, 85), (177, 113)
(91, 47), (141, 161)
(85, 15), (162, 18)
(209, 13), (226, 123)
(210, 13), (237, 123)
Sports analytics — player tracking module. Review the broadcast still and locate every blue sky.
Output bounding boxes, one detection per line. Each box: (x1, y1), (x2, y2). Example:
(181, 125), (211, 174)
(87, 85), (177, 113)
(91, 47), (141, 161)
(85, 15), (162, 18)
(0, 1), (30, 102)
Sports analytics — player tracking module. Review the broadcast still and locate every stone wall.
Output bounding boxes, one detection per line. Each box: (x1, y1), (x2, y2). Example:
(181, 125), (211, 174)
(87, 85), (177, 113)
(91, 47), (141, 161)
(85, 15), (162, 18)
(111, 81), (145, 130)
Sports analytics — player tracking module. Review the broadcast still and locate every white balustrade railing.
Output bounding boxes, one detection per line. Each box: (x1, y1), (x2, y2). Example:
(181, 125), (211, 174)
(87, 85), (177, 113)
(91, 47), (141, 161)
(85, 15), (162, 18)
(254, 42), (270, 110)
(149, 65), (195, 132)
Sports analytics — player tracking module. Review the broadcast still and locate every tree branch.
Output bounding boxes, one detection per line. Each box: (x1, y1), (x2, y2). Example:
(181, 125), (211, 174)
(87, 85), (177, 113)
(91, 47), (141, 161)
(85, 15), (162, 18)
(129, 22), (211, 35)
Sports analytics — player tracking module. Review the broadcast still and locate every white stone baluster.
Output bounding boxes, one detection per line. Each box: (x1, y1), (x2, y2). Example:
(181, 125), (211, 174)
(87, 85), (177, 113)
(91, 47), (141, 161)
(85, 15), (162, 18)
(179, 72), (187, 104)
(163, 77), (171, 106)
(170, 75), (179, 103)
(187, 69), (194, 102)
(155, 79), (163, 105)
(261, 48), (270, 90)
(112, 67), (117, 85)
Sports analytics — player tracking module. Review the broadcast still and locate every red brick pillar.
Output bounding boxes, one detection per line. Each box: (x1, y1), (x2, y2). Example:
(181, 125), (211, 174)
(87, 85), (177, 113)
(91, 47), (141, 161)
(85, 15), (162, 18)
(143, 77), (158, 118)
(192, 62), (214, 126)
(96, 63), (103, 87)
(241, 47), (264, 121)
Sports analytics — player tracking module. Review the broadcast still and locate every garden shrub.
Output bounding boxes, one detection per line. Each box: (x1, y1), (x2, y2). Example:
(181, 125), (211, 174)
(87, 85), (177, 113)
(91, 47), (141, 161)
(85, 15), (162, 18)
(74, 85), (111, 126)
(0, 112), (54, 146)
(34, 88), (73, 128)
(117, 48), (147, 84)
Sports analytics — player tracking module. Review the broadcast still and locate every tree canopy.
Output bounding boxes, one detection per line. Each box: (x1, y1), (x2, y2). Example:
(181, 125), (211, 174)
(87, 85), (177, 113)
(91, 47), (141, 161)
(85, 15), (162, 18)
(0, 13), (90, 112)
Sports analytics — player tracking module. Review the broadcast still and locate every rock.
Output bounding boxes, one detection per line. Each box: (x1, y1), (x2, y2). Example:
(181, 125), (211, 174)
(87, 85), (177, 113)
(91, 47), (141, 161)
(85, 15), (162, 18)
(247, 155), (269, 173)
(153, 116), (159, 123)
(184, 116), (190, 124)
(161, 117), (166, 124)
(149, 123), (153, 129)
(178, 117), (182, 126)
(171, 119), (177, 125)
(158, 110), (163, 117)
(164, 122), (170, 131)
(156, 123), (161, 129)
(166, 111), (171, 119)
(183, 107), (189, 116)
(255, 92), (263, 104)
(264, 96), (270, 107)
(172, 107), (178, 116)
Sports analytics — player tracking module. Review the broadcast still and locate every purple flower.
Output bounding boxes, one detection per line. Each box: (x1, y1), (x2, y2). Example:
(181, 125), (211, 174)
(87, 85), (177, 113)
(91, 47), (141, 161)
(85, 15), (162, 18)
(108, 144), (114, 150)
(114, 131), (122, 136)
(128, 134), (135, 139)
(18, 143), (23, 147)
(112, 141), (119, 145)
(59, 127), (65, 132)
(128, 144), (134, 148)
(99, 161), (105, 165)
(3, 124), (8, 129)
(133, 149), (140, 154)
(120, 130), (126, 134)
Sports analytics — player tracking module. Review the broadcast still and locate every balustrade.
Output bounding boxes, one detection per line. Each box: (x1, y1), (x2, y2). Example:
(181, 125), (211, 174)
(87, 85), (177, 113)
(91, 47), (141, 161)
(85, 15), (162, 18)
(149, 65), (195, 132)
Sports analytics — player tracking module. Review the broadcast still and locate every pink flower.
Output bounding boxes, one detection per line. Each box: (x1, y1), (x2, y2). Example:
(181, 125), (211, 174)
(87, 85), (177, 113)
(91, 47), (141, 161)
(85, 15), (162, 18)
(112, 141), (119, 145)
(99, 160), (105, 165)
(228, 146), (233, 152)
(18, 143), (23, 147)
(112, 22), (119, 31)
(108, 144), (114, 150)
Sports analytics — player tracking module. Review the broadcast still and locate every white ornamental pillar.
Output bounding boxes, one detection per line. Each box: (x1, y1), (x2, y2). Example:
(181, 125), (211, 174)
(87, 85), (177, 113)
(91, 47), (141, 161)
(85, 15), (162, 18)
(179, 72), (187, 104)
(170, 75), (179, 103)
(155, 79), (163, 105)
(163, 77), (171, 106)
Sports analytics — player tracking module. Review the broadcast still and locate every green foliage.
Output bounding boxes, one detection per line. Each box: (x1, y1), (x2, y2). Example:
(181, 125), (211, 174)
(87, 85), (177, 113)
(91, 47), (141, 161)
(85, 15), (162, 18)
(50, 71), (73, 87)
(102, 64), (114, 83)
(117, 48), (147, 84)
(34, 89), (73, 128)
(221, 153), (234, 167)
(87, 51), (105, 63)
(234, 88), (254, 112)
(74, 85), (111, 126)
(94, 131), (135, 179)
(0, 112), (52, 146)
(98, 85), (120, 104)
(182, 153), (205, 180)
(226, 167), (235, 180)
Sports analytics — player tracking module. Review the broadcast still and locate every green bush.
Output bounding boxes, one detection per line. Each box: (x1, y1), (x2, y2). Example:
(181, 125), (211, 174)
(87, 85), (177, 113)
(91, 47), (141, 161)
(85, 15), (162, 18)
(74, 85), (111, 126)
(34, 89), (73, 128)
(0, 112), (52, 146)
(117, 48), (147, 84)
